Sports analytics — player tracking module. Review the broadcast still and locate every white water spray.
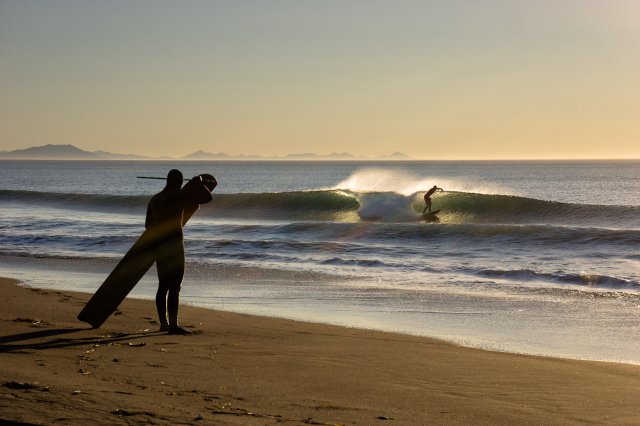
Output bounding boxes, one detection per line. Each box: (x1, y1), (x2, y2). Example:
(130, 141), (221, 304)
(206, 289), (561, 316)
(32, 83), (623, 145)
(333, 168), (512, 196)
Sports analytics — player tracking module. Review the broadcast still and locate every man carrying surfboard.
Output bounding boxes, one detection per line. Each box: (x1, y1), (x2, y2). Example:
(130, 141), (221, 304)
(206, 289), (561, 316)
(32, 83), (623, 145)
(423, 185), (443, 214)
(146, 169), (196, 335)
(77, 170), (216, 330)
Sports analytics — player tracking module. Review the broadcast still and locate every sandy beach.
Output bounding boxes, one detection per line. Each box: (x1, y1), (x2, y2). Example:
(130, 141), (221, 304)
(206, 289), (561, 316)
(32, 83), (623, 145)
(1, 277), (639, 425)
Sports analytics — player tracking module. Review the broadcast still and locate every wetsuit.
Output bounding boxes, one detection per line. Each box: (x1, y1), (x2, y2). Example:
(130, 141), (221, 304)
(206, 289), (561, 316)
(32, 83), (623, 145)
(145, 186), (187, 330)
(423, 186), (439, 214)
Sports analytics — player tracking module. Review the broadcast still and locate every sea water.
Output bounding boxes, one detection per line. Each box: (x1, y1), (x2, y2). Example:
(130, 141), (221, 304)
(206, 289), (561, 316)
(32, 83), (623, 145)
(1, 160), (638, 363)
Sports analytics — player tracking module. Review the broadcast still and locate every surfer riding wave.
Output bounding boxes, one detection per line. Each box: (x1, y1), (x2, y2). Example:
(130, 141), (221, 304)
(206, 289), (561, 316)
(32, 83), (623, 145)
(423, 185), (444, 214)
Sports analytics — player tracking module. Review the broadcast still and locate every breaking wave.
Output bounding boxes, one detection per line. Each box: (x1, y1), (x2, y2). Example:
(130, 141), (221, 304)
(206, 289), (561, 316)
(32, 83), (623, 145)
(1, 189), (638, 227)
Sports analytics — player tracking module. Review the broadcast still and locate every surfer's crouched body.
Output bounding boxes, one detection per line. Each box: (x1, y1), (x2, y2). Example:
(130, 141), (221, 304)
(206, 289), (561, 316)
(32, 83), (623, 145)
(423, 185), (442, 214)
(145, 169), (191, 335)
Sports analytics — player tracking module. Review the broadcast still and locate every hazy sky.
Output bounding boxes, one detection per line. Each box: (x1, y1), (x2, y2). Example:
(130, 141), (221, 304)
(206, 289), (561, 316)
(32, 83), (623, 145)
(1, 1), (638, 159)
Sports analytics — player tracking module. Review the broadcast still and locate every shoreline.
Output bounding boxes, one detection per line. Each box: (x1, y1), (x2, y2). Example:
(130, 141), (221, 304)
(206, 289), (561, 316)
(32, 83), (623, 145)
(2, 254), (640, 365)
(2, 276), (640, 425)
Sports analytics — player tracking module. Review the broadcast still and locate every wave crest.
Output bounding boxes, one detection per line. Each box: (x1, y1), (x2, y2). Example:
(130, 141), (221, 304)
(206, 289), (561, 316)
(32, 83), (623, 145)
(2, 189), (638, 226)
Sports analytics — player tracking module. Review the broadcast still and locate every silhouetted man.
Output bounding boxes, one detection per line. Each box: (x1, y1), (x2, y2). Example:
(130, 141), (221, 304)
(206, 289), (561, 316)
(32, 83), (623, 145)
(145, 169), (191, 335)
(423, 185), (443, 214)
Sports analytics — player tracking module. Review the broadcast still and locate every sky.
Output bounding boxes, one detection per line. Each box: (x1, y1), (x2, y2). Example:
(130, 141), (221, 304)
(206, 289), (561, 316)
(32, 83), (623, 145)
(1, 1), (639, 159)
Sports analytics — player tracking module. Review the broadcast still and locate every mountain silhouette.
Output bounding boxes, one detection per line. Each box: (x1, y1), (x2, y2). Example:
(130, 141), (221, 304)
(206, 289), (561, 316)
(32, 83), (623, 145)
(1, 144), (412, 161)
(0, 144), (98, 159)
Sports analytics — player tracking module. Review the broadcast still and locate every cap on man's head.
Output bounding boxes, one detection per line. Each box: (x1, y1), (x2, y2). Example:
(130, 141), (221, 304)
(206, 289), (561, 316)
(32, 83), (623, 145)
(166, 169), (183, 186)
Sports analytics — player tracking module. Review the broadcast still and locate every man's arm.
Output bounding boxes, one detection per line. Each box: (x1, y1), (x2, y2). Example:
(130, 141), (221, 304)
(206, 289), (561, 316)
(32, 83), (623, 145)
(182, 205), (199, 227)
(145, 202), (152, 229)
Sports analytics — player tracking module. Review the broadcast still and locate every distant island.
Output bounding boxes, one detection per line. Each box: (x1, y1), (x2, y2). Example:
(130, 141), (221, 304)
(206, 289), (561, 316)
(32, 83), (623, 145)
(0, 144), (412, 161)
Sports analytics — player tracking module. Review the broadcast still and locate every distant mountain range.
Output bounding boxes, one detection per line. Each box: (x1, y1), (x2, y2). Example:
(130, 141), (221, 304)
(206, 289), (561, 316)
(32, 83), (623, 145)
(0, 144), (149, 160)
(182, 149), (411, 161)
(0, 144), (412, 161)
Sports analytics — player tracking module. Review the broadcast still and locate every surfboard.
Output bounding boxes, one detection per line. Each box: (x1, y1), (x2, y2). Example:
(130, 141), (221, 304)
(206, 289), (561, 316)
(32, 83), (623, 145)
(421, 209), (441, 222)
(77, 174), (217, 328)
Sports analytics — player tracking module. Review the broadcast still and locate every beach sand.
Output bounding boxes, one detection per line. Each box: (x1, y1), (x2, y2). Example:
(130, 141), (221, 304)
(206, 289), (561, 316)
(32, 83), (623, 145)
(1, 277), (639, 425)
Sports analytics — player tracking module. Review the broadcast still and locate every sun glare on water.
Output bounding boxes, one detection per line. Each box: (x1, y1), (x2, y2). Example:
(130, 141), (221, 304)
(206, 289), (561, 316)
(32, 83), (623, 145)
(333, 169), (512, 196)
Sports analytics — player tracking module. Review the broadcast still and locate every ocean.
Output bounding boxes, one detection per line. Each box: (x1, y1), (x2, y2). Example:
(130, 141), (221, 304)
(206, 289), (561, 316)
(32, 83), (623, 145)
(1, 160), (639, 363)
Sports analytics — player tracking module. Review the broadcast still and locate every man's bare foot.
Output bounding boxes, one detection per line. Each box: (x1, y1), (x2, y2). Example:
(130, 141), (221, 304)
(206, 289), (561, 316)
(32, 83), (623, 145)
(168, 325), (192, 335)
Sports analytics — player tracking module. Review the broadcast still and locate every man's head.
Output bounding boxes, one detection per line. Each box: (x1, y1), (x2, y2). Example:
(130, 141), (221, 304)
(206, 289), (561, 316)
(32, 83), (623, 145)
(166, 169), (183, 189)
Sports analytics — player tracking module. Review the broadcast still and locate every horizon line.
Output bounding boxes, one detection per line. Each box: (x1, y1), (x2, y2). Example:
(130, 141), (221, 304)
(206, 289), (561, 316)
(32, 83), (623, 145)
(1, 157), (638, 162)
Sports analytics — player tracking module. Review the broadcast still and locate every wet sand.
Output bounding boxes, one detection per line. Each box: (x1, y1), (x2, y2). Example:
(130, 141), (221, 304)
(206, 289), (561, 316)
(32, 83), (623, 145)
(1, 276), (639, 425)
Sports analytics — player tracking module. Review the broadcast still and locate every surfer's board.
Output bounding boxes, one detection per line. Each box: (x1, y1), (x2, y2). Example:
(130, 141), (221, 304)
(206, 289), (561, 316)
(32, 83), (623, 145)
(77, 174), (216, 328)
(421, 209), (441, 222)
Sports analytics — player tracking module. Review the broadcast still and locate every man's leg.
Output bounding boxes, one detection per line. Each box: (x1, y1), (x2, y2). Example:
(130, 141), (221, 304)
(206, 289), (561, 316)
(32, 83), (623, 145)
(165, 242), (188, 335)
(423, 198), (432, 214)
(157, 240), (186, 333)
(167, 288), (189, 334)
(155, 266), (170, 332)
